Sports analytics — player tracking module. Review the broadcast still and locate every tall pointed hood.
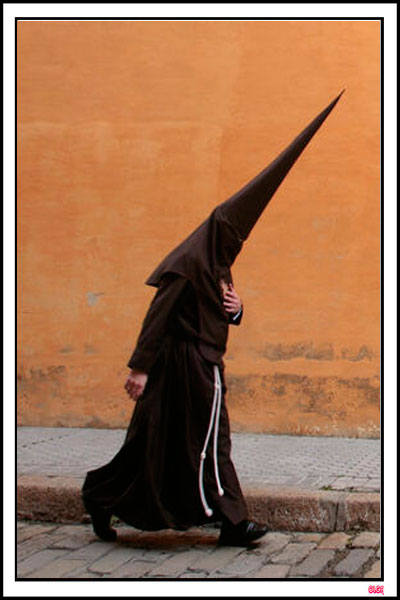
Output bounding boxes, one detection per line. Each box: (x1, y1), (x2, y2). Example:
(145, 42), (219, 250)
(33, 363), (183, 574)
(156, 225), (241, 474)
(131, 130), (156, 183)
(218, 89), (345, 241)
(145, 91), (344, 362)
(147, 90), (344, 288)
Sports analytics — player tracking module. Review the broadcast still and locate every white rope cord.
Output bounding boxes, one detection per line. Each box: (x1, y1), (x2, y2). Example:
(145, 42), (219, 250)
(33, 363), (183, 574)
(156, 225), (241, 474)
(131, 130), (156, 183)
(198, 365), (224, 517)
(213, 366), (224, 497)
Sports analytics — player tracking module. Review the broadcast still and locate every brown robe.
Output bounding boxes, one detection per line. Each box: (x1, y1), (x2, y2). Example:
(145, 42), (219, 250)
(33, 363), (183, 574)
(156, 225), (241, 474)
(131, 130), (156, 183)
(81, 272), (248, 530)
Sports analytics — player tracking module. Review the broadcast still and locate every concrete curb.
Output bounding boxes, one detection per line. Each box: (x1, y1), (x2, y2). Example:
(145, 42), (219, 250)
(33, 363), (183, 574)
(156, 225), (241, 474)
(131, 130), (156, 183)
(245, 486), (380, 532)
(17, 476), (380, 532)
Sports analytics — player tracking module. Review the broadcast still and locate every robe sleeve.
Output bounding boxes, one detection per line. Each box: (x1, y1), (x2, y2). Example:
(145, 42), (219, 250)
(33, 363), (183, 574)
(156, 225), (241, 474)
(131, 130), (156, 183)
(228, 304), (243, 326)
(127, 274), (188, 373)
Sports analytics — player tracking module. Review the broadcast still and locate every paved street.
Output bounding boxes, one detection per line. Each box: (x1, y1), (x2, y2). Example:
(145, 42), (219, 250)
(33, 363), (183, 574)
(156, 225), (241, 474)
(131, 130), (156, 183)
(17, 520), (381, 580)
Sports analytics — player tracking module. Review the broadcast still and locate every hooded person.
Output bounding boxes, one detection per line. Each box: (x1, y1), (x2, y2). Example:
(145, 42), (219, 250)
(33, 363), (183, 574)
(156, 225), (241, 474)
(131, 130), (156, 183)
(81, 90), (344, 546)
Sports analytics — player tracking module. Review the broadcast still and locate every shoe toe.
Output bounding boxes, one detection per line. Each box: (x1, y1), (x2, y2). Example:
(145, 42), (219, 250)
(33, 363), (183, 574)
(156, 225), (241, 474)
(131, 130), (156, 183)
(245, 521), (268, 540)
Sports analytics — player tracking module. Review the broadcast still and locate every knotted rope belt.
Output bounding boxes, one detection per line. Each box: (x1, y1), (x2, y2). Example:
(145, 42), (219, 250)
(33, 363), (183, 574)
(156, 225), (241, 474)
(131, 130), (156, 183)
(198, 364), (224, 517)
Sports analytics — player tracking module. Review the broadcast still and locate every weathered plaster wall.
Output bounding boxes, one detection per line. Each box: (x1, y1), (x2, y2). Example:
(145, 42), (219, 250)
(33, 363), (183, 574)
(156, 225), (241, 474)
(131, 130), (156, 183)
(17, 20), (380, 436)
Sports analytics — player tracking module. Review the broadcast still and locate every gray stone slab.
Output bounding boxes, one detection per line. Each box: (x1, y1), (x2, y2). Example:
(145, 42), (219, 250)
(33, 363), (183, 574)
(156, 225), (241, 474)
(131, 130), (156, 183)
(364, 560), (381, 579)
(145, 549), (207, 577)
(17, 531), (66, 561)
(270, 542), (316, 565)
(89, 546), (142, 574)
(351, 532), (380, 548)
(66, 541), (115, 562)
(27, 558), (87, 579)
(257, 532), (292, 557)
(290, 549), (335, 577)
(18, 549), (67, 577)
(215, 551), (267, 576)
(293, 533), (327, 543)
(334, 549), (374, 576)
(251, 564), (291, 579)
(188, 546), (244, 573)
(110, 559), (156, 578)
(17, 523), (58, 543)
(179, 571), (210, 579)
(318, 532), (350, 550)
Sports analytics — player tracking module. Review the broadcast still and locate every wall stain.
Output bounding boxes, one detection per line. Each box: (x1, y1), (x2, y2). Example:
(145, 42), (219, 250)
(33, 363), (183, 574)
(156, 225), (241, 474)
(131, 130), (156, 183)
(59, 346), (74, 354)
(28, 365), (66, 379)
(271, 385), (286, 396)
(87, 291), (104, 307)
(341, 345), (375, 361)
(84, 344), (96, 355)
(337, 376), (380, 405)
(226, 372), (381, 414)
(261, 342), (376, 362)
(17, 365), (67, 397)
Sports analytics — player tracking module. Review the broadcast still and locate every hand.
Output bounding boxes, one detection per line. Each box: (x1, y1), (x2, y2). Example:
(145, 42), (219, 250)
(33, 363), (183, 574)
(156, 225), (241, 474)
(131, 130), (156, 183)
(124, 369), (148, 402)
(223, 283), (242, 315)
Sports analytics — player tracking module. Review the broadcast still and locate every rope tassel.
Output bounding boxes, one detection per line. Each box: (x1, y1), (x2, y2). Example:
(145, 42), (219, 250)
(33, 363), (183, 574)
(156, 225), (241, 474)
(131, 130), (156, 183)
(198, 365), (224, 517)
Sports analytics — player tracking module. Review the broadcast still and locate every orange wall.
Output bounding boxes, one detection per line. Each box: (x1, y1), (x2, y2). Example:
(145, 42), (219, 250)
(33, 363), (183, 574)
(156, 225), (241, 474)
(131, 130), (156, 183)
(17, 20), (380, 436)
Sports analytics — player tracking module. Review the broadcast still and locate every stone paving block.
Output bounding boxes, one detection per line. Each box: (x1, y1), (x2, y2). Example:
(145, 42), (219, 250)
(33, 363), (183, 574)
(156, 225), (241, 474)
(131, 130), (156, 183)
(366, 479), (381, 490)
(132, 548), (170, 563)
(318, 532), (350, 550)
(27, 558), (87, 579)
(50, 535), (94, 550)
(66, 541), (115, 562)
(215, 551), (267, 577)
(111, 559), (156, 578)
(250, 564), (291, 579)
(17, 523), (58, 543)
(179, 571), (210, 579)
(290, 549), (335, 577)
(188, 546), (244, 573)
(145, 549), (207, 577)
(45, 525), (95, 550)
(332, 477), (371, 490)
(69, 571), (103, 579)
(89, 546), (142, 574)
(257, 532), (292, 558)
(333, 549), (374, 576)
(270, 542), (316, 565)
(49, 524), (89, 536)
(293, 533), (327, 543)
(17, 532), (67, 561)
(49, 524), (94, 541)
(364, 560), (381, 579)
(17, 549), (67, 577)
(351, 532), (380, 548)
(60, 565), (104, 579)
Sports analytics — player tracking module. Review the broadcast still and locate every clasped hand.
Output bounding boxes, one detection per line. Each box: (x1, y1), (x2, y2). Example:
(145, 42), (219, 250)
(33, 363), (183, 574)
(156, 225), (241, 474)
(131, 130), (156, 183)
(222, 283), (242, 315)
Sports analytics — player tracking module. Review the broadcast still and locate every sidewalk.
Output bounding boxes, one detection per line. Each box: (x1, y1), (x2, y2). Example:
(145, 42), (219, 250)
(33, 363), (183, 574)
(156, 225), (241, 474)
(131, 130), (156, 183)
(17, 427), (381, 532)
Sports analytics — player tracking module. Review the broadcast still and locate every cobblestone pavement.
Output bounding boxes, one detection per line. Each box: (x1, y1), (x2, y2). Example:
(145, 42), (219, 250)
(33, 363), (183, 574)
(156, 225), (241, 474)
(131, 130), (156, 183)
(17, 427), (381, 492)
(17, 521), (381, 580)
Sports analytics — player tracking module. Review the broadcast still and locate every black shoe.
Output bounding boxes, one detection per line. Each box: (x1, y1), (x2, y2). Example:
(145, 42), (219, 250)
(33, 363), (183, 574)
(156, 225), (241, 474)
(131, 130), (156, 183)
(84, 499), (117, 542)
(218, 519), (269, 547)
